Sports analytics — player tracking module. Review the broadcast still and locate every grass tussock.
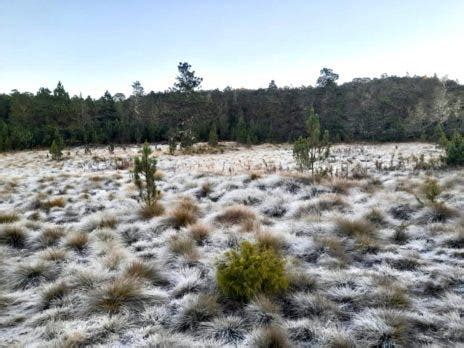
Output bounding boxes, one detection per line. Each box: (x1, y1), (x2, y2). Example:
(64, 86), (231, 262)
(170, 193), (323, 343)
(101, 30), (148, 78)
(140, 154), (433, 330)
(334, 217), (376, 239)
(0, 212), (19, 224)
(173, 293), (220, 331)
(245, 295), (281, 326)
(14, 261), (56, 289)
(38, 227), (65, 247)
(139, 202), (165, 219)
(65, 232), (89, 251)
(40, 281), (70, 309)
(40, 248), (68, 262)
(364, 208), (386, 226)
(425, 202), (459, 223)
(251, 326), (289, 348)
(189, 223), (211, 244)
(0, 225), (27, 248)
(215, 205), (257, 231)
(169, 198), (200, 228)
(169, 235), (199, 261)
(87, 277), (147, 313)
(256, 231), (285, 253)
(329, 178), (354, 194)
(98, 215), (118, 229)
(287, 269), (317, 292)
(41, 197), (66, 210)
(124, 260), (166, 285)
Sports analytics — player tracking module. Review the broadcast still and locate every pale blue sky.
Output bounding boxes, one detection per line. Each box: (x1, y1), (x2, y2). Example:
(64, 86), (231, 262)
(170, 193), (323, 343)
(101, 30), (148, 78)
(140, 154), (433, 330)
(1, 0), (463, 97)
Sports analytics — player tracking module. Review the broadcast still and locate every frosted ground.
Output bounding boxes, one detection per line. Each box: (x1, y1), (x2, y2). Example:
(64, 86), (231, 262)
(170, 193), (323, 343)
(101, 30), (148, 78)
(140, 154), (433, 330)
(0, 142), (463, 347)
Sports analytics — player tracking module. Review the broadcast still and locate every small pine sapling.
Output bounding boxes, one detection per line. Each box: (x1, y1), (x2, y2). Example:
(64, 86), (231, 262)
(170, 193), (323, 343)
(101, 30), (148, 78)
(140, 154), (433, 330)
(49, 139), (63, 161)
(133, 142), (161, 207)
(208, 123), (218, 147)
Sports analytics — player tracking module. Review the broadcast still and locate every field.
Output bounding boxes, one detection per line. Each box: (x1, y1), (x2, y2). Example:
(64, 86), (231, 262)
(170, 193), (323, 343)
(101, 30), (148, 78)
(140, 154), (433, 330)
(0, 142), (463, 347)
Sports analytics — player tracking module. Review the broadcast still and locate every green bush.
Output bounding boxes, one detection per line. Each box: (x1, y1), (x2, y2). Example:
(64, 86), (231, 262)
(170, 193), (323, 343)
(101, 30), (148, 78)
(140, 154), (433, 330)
(445, 132), (464, 166)
(421, 177), (441, 203)
(216, 241), (288, 302)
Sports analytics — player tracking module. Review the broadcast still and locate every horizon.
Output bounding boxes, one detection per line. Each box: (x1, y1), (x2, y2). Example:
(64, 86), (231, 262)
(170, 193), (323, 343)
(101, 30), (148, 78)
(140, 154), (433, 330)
(1, 0), (464, 97)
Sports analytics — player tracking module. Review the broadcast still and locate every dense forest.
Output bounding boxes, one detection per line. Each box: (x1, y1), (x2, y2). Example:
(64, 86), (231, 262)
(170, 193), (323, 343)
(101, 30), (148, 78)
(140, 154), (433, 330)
(0, 64), (463, 151)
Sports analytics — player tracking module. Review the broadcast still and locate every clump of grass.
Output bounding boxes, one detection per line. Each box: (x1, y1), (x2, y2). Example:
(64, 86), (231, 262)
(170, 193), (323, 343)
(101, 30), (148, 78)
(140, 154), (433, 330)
(391, 224), (409, 244)
(98, 215), (118, 229)
(425, 202), (459, 223)
(0, 225), (27, 248)
(255, 231), (285, 253)
(0, 212), (19, 224)
(189, 223), (211, 244)
(40, 281), (70, 309)
(65, 232), (89, 252)
(198, 181), (213, 198)
(41, 197), (66, 210)
(374, 285), (411, 308)
(173, 293), (220, 331)
(245, 295), (281, 326)
(13, 261), (56, 289)
(40, 248), (68, 262)
(139, 202), (165, 220)
(87, 277), (148, 313)
(154, 170), (165, 180)
(215, 205), (257, 231)
(202, 316), (248, 344)
(334, 217), (375, 239)
(38, 227), (65, 247)
(251, 326), (289, 348)
(315, 235), (349, 266)
(103, 248), (126, 270)
(287, 269), (317, 292)
(124, 260), (166, 285)
(365, 208), (386, 226)
(249, 172), (262, 181)
(169, 198), (200, 228)
(287, 292), (339, 319)
(169, 235), (199, 261)
(329, 178), (354, 194)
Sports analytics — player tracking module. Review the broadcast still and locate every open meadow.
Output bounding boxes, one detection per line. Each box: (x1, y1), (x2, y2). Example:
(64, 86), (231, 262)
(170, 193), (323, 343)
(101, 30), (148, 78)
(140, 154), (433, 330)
(0, 142), (463, 347)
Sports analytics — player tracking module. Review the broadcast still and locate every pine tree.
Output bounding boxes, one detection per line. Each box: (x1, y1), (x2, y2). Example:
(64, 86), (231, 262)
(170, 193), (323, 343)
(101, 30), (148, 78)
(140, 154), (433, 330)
(133, 142), (160, 206)
(49, 139), (63, 161)
(208, 124), (218, 146)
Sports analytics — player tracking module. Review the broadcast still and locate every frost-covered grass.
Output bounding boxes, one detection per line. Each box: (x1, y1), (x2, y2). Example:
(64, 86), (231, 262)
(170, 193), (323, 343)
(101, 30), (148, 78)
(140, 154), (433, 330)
(0, 142), (463, 346)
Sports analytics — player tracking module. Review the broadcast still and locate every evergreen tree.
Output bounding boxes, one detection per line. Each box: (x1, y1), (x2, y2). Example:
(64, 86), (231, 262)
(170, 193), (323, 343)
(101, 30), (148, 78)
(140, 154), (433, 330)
(133, 142), (160, 206)
(208, 123), (218, 146)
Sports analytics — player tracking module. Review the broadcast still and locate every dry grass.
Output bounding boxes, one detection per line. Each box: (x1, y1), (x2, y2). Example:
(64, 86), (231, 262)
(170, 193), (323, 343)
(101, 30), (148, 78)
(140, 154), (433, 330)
(334, 217), (376, 239)
(189, 223), (211, 244)
(38, 227), (65, 247)
(256, 231), (285, 253)
(39, 248), (68, 262)
(169, 235), (199, 261)
(0, 212), (19, 224)
(41, 197), (66, 210)
(98, 215), (118, 229)
(40, 281), (70, 309)
(87, 277), (147, 313)
(251, 326), (289, 348)
(215, 205), (256, 231)
(329, 178), (354, 194)
(0, 225), (27, 248)
(124, 260), (166, 285)
(139, 202), (165, 220)
(173, 293), (220, 331)
(315, 235), (349, 266)
(169, 198), (200, 228)
(364, 208), (386, 226)
(425, 202), (459, 223)
(65, 232), (89, 251)
(287, 269), (317, 292)
(13, 261), (55, 289)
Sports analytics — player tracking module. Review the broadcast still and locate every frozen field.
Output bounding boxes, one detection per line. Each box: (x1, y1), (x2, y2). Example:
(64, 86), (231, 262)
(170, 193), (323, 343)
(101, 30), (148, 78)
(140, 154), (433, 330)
(0, 142), (463, 346)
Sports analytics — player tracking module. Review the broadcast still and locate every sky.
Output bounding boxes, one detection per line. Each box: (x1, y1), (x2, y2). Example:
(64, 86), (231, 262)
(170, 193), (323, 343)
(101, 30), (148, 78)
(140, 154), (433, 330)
(1, 0), (463, 97)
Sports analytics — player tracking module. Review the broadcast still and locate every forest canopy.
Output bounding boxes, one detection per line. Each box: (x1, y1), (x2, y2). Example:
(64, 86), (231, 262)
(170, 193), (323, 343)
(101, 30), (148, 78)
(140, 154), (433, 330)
(0, 64), (463, 151)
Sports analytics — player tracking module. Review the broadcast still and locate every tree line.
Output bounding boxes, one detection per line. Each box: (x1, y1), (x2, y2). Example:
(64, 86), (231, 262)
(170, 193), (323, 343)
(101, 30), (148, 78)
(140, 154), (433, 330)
(0, 63), (463, 151)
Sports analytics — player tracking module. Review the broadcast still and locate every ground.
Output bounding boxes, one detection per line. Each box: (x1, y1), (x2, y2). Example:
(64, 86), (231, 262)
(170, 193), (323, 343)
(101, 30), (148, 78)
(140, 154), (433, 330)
(0, 142), (463, 347)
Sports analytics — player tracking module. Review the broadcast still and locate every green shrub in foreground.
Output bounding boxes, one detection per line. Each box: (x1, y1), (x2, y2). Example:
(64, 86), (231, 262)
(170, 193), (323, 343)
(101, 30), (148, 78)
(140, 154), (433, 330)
(445, 132), (464, 166)
(216, 241), (288, 302)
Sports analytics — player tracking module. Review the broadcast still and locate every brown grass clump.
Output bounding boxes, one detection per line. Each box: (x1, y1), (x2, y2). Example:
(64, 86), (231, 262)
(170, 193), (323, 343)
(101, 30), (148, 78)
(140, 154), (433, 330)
(249, 172), (262, 181)
(0, 225), (27, 248)
(40, 248), (68, 262)
(65, 232), (89, 251)
(40, 281), (70, 309)
(38, 227), (65, 247)
(169, 198), (200, 228)
(215, 205), (257, 231)
(251, 326), (289, 348)
(139, 202), (165, 220)
(154, 170), (165, 180)
(14, 261), (56, 289)
(335, 217), (376, 239)
(426, 202), (459, 223)
(256, 231), (285, 253)
(169, 235), (199, 261)
(42, 197), (66, 209)
(364, 208), (387, 226)
(123, 260), (166, 285)
(98, 215), (118, 229)
(0, 212), (19, 224)
(329, 178), (354, 194)
(87, 277), (147, 314)
(189, 223), (211, 244)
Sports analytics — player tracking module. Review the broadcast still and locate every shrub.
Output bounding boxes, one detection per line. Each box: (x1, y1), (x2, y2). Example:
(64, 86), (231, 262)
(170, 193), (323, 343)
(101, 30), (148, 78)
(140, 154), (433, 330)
(444, 132), (464, 166)
(0, 225), (27, 248)
(208, 123), (218, 147)
(216, 241), (288, 302)
(133, 142), (161, 206)
(49, 139), (63, 161)
(0, 212), (19, 224)
(421, 177), (441, 203)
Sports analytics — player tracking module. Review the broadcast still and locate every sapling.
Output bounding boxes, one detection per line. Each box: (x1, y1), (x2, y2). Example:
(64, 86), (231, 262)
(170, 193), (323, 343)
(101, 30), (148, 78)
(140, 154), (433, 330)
(133, 142), (161, 207)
